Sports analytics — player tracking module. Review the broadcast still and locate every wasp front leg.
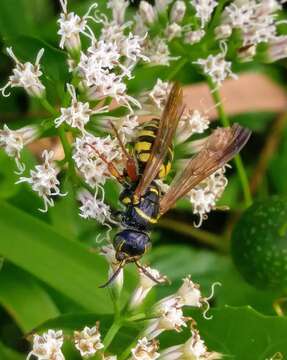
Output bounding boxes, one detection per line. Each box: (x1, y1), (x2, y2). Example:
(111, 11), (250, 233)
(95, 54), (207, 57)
(85, 143), (124, 184)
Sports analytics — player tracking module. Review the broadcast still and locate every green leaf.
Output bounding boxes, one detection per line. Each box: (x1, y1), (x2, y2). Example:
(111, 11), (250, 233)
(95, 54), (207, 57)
(191, 306), (287, 360)
(0, 262), (59, 333)
(0, 152), (19, 200)
(0, 0), (35, 38)
(0, 341), (24, 360)
(0, 200), (113, 313)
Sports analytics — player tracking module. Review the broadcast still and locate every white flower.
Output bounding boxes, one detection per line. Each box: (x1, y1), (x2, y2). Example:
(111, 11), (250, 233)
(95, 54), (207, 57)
(17, 150), (66, 212)
(170, 1), (186, 23)
(121, 33), (150, 63)
(139, 1), (157, 25)
(100, 244), (124, 291)
(267, 36), (287, 62)
(160, 330), (222, 360)
(72, 133), (121, 187)
(129, 267), (167, 309)
(194, 52), (237, 87)
(189, 167), (228, 227)
(131, 338), (160, 360)
(177, 110), (210, 144)
(78, 41), (120, 80)
(146, 298), (187, 338)
(57, 0), (98, 51)
(149, 79), (171, 109)
(184, 30), (205, 45)
(107, 0), (129, 24)
(55, 84), (91, 133)
(165, 23), (182, 41)
(144, 37), (175, 66)
(0, 124), (38, 173)
(27, 330), (64, 360)
(77, 188), (113, 225)
(74, 325), (104, 358)
(190, 0), (218, 27)
(1, 47), (45, 98)
(119, 115), (140, 142)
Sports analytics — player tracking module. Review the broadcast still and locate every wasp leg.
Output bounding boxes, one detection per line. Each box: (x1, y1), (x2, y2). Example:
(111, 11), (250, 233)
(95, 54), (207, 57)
(85, 143), (124, 184)
(99, 260), (125, 288)
(109, 121), (138, 182)
(134, 261), (168, 284)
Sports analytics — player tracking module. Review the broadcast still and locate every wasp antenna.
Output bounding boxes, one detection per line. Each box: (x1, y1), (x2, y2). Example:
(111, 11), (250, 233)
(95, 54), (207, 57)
(135, 261), (167, 285)
(99, 261), (125, 288)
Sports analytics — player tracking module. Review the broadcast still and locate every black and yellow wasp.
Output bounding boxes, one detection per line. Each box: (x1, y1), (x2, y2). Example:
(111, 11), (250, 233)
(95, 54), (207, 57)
(98, 83), (251, 287)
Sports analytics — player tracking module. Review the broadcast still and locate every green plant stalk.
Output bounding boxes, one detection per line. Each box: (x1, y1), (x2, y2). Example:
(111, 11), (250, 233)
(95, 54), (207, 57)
(39, 97), (58, 116)
(159, 218), (229, 252)
(208, 80), (252, 208)
(103, 318), (122, 350)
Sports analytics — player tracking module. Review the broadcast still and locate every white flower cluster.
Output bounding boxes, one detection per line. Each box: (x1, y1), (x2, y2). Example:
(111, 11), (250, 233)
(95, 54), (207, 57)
(73, 133), (121, 187)
(78, 188), (113, 225)
(17, 150), (66, 212)
(27, 274), (221, 360)
(0, 124), (38, 173)
(27, 330), (64, 360)
(0, 48), (45, 98)
(194, 48), (238, 87)
(217, 0), (287, 61)
(177, 110), (210, 144)
(189, 166), (228, 227)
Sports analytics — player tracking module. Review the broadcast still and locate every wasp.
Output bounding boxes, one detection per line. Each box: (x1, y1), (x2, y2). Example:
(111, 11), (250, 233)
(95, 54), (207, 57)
(95, 83), (251, 287)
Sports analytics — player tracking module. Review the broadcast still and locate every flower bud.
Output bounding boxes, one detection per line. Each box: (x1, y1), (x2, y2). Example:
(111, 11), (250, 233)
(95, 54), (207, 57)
(165, 23), (182, 41)
(100, 245), (124, 294)
(170, 1), (186, 23)
(155, 0), (172, 14)
(184, 30), (205, 45)
(214, 24), (232, 40)
(129, 267), (167, 309)
(139, 1), (157, 25)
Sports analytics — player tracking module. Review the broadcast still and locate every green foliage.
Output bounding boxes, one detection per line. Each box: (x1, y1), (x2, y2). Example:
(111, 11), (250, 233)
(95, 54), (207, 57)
(191, 306), (287, 360)
(0, 201), (113, 313)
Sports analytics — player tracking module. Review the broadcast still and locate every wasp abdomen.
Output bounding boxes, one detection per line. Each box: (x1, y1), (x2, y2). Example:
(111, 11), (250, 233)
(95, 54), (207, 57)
(134, 119), (173, 179)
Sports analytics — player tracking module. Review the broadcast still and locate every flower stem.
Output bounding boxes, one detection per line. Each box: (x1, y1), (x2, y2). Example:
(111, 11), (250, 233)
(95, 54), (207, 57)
(103, 318), (122, 350)
(158, 218), (229, 252)
(208, 80), (252, 208)
(39, 98), (58, 116)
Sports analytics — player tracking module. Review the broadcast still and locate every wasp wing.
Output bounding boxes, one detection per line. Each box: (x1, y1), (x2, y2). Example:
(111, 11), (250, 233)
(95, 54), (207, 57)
(134, 82), (184, 200)
(159, 124), (251, 216)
